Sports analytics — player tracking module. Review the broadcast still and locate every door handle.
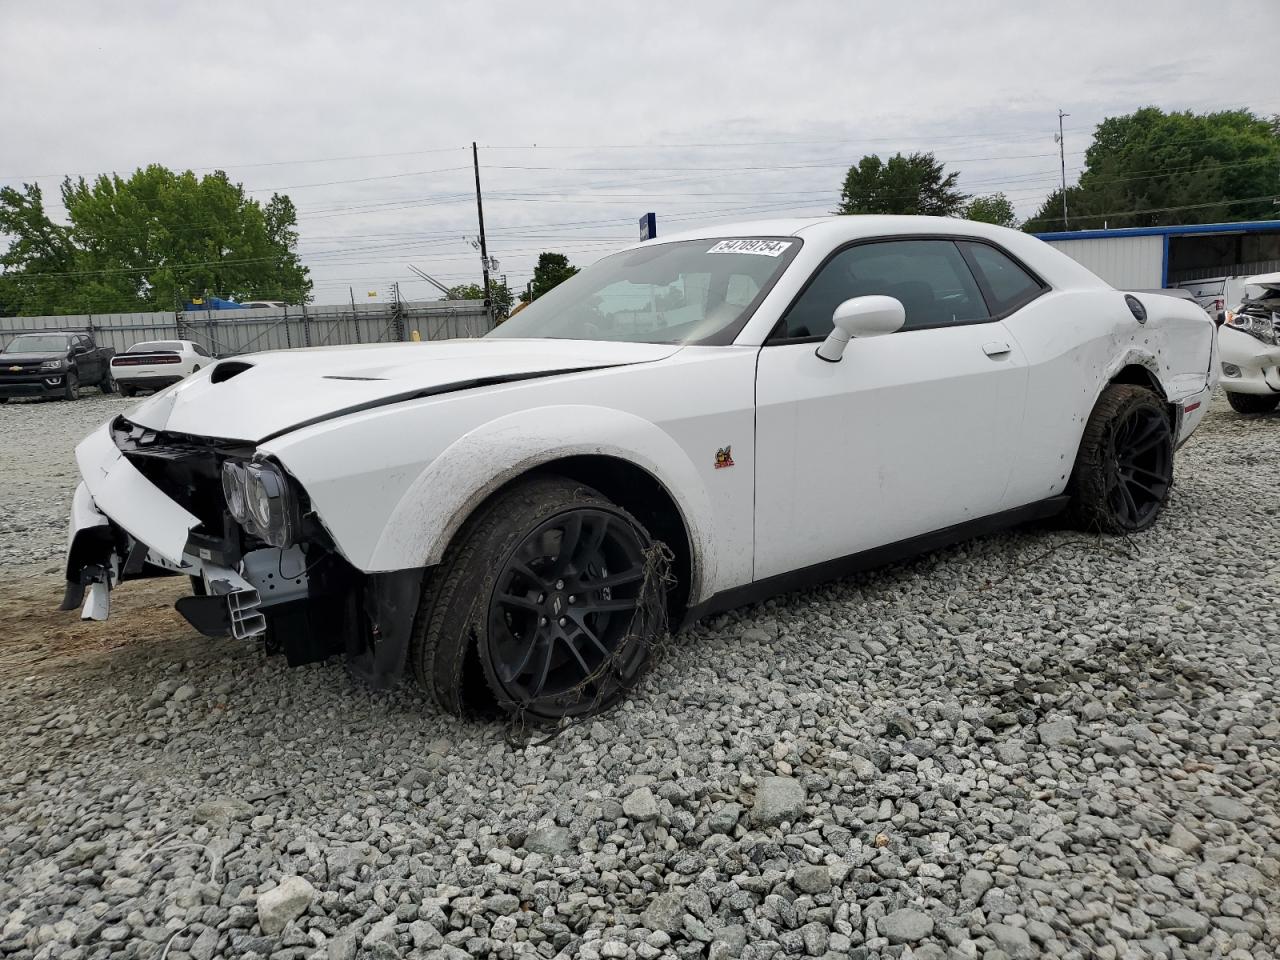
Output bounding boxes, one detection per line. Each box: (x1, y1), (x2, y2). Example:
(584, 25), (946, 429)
(982, 340), (1012, 358)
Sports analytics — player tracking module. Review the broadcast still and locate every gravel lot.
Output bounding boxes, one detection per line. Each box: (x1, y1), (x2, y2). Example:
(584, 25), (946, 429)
(1, 392), (1278, 960)
(0, 394), (135, 569)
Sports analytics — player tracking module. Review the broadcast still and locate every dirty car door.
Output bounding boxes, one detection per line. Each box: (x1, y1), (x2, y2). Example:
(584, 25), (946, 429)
(753, 238), (1028, 581)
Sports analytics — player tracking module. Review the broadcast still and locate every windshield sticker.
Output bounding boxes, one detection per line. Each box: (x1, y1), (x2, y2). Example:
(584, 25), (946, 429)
(706, 239), (792, 257)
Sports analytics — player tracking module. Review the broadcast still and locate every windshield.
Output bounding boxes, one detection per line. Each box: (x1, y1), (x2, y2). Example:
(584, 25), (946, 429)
(489, 238), (800, 345)
(128, 341), (182, 353)
(4, 334), (70, 353)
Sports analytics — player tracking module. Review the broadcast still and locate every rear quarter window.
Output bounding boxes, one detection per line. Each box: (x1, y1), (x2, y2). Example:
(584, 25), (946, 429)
(959, 242), (1045, 315)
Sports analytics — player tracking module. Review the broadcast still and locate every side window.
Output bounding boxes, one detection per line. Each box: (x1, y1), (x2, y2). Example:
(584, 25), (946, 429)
(960, 242), (1044, 315)
(193, 344), (211, 357)
(777, 239), (988, 339)
(73, 335), (89, 351)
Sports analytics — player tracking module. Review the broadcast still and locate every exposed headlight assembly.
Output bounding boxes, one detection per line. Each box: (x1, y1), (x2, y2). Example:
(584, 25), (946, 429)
(221, 459), (297, 548)
(221, 461), (249, 522)
(1224, 311), (1279, 346)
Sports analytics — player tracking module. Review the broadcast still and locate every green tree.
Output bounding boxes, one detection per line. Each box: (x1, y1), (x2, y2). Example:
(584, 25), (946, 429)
(0, 184), (77, 316)
(836, 152), (967, 217)
(963, 193), (1017, 228)
(528, 252), (579, 301)
(444, 279), (513, 320)
(1023, 107), (1280, 232)
(0, 165), (311, 316)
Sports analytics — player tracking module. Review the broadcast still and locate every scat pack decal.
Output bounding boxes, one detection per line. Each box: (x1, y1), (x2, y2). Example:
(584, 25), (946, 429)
(714, 446), (735, 469)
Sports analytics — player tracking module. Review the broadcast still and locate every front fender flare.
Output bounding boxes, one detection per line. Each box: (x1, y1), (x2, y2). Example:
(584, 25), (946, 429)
(367, 405), (716, 602)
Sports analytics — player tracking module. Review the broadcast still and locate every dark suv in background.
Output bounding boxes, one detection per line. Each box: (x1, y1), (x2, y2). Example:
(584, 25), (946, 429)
(0, 332), (116, 401)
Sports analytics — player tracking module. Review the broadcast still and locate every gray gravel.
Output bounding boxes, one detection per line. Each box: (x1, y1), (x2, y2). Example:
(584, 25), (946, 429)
(1, 392), (1279, 960)
(0, 394), (134, 569)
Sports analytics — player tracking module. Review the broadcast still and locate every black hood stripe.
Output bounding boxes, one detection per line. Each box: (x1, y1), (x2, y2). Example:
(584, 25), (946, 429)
(257, 364), (616, 444)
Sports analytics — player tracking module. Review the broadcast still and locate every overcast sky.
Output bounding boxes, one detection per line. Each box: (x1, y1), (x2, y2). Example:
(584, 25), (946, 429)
(2, 0), (1277, 304)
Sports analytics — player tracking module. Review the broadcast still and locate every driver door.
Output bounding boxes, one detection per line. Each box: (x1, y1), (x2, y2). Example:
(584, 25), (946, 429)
(753, 238), (1028, 581)
(74, 336), (99, 382)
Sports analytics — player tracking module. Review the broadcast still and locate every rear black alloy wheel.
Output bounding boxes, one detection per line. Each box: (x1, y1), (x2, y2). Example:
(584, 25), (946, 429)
(1069, 384), (1173, 534)
(1106, 405), (1173, 529)
(486, 508), (650, 715)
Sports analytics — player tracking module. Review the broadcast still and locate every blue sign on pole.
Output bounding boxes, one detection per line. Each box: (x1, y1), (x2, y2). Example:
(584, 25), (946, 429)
(640, 212), (657, 241)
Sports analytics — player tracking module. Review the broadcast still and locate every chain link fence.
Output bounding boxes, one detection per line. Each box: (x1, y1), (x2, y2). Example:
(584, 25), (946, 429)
(0, 300), (493, 357)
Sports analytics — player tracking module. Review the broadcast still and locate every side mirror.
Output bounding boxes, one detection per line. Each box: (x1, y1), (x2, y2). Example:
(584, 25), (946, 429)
(816, 296), (906, 362)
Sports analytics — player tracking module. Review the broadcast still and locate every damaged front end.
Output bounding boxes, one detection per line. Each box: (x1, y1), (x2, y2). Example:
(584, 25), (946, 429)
(62, 416), (422, 687)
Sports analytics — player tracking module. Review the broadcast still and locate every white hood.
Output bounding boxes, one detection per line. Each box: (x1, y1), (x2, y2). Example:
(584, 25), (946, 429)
(1243, 271), (1280, 292)
(125, 338), (680, 442)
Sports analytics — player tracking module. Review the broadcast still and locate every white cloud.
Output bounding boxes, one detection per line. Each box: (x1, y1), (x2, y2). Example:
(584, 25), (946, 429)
(2, 0), (1276, 303)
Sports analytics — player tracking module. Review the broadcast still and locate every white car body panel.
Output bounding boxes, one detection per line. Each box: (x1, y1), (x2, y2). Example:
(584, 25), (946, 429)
(74, 423), (200, 565)
(265, 347), (758, 598)
(127, 339), (680, 442)
(754, 322), (1027, 579)
(65, 215), (1218, 629)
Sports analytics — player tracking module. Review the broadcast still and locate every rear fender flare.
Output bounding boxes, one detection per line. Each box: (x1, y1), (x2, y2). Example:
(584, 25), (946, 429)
(368, 405), (715, 601)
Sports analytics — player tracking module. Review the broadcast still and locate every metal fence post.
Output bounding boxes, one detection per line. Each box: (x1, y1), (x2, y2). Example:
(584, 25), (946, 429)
(302, 301), (312, 347)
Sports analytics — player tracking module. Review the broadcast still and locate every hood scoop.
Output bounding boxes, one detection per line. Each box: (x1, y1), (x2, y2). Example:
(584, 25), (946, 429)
(123, 339), (683, 443)
(211, 360), (254, 383)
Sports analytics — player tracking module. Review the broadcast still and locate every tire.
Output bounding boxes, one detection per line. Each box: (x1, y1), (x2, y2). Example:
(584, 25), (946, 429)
(119, 384), (135, 398)
(99, 373), (115, 394)
(1068, 384), (1173, 534)
(409, 475), (668, 720)
(63, 372), (80, 401)
(1226, 391), (1279, 414)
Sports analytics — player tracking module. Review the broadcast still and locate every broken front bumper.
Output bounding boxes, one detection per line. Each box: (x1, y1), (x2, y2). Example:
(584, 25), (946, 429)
(1218, 326), (1280, 396)
(62, 423), (268, 638)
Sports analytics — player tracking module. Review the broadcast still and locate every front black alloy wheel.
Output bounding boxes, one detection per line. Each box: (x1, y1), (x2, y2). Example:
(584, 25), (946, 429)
(410, 476), (668, 720)
(486, 508), (650, 714)
(63, 372), (80, 401)
(1070, 384), (1173, 533)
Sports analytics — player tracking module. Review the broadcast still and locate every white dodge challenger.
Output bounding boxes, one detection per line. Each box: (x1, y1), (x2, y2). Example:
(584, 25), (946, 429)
(62, 216), (1217, 719)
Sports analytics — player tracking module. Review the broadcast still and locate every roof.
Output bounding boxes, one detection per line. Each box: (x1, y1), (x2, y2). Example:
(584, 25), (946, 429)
(1034, 219), (1280, 242)
(634, 214), (1032, 247)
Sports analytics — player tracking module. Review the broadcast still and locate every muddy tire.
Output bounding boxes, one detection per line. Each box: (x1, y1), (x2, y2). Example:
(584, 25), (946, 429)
(1068, 384), (1173, 534)
(63, 372), (80, 401)
(99, 374), (115, 394)
(409, 475), (667, 720)
(1225, 391), (1279, 414)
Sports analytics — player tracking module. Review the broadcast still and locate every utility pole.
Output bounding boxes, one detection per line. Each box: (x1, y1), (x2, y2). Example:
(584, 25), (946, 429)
(1056, 109), (1070, 230)
(349, 286), (361, 343)
(472, 142), (492, 321)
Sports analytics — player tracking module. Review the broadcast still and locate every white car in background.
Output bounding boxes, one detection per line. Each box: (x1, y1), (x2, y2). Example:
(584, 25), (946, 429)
(110, 340), (215, 397)
(1218, 272), (1280, 413)
(62, 217), (1216, 720)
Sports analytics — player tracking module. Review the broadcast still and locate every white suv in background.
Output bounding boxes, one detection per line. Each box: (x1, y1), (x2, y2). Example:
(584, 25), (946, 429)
(1176, 276), (1255, 324)
(109, 340), (215, 397)
(1218, 273), (1280, 414)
